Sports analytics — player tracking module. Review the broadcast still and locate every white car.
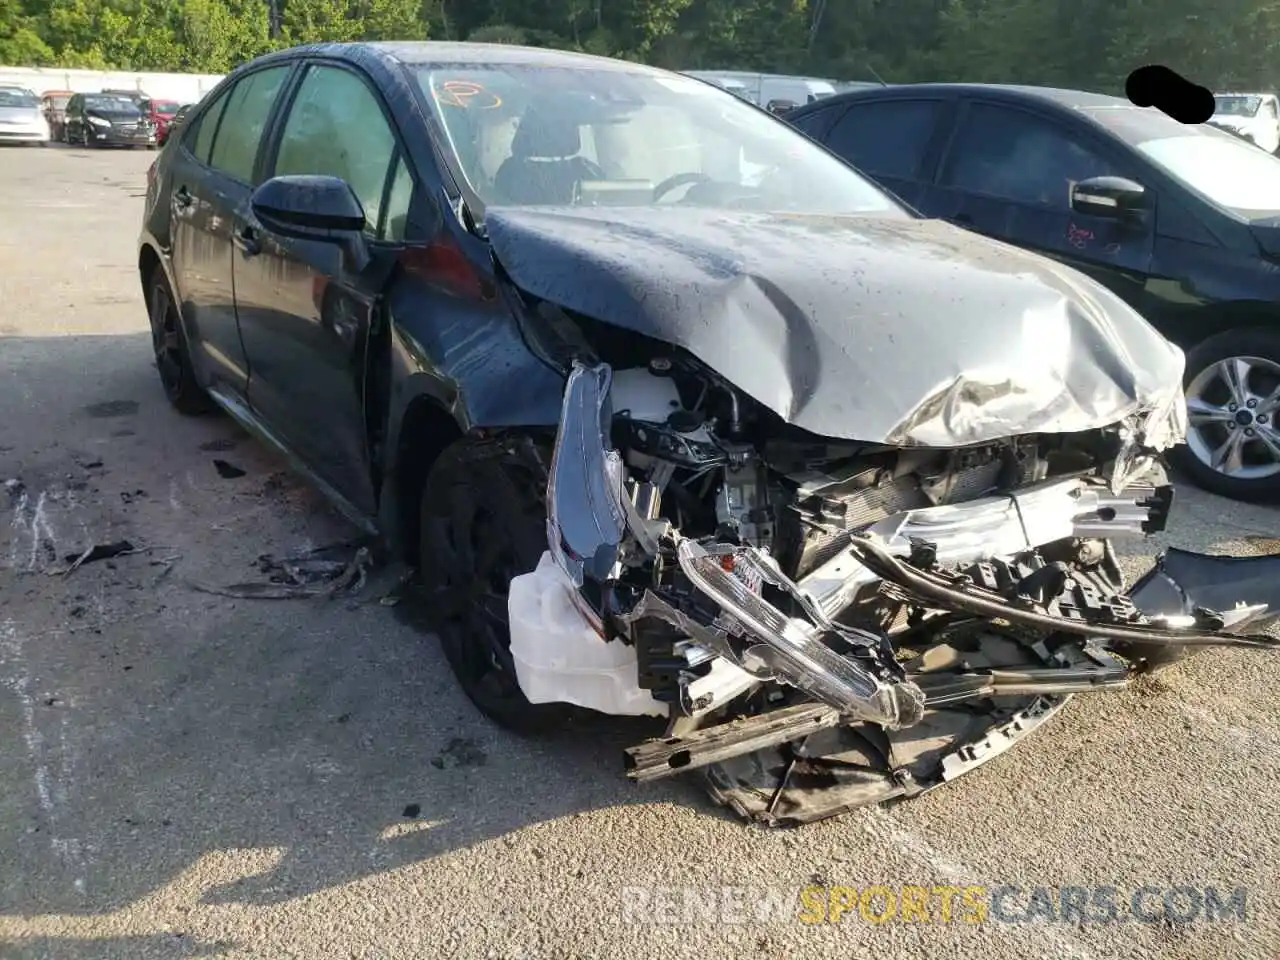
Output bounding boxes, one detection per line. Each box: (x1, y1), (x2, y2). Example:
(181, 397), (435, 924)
(1211, 91), (1280, 154)
(0, 85), (51, 146)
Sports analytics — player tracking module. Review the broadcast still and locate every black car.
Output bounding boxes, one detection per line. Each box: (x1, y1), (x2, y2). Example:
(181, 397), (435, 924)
(138, 43), (1278, 824)
(64, 92), (156, 148)
(788, 84), (1280, 503)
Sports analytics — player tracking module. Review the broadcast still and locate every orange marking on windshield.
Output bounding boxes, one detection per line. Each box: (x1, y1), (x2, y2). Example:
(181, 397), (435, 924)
(434, 80), (502, 110)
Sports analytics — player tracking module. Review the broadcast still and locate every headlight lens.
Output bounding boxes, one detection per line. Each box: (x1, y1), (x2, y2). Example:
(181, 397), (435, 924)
(87, 116), (111, 126)
(545, 362), (627, 588)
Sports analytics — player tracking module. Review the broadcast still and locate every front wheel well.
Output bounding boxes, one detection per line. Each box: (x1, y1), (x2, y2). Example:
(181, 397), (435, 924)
(1164, 307), (1280, 354)
(394, 398), (464, 566)
(138, 244), (162, 298)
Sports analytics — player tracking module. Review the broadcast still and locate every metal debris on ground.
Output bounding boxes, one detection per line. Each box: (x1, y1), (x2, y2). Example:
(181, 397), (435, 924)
(187, 541), (375, 601)
(62, 539), (138, 574)
(377, 568), (417, 606)
(199, 437), (238, 452)
(150, 554), (182, 585)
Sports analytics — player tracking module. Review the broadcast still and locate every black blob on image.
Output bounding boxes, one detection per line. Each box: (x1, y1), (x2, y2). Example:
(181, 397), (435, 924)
(1125, 65), (1215, 125)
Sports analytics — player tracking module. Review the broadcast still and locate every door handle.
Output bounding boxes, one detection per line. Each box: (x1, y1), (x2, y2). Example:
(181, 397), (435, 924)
(174, 186), (193, 209)
(235, 224), (261, 257)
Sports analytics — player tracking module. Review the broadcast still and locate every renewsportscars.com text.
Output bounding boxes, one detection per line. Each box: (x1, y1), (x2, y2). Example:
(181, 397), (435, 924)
(618, 884), (1249, 926)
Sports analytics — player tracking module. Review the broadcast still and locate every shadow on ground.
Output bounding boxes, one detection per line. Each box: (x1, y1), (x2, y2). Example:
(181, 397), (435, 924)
(0, 332), (709, 937)
(1, 934), (234, 959)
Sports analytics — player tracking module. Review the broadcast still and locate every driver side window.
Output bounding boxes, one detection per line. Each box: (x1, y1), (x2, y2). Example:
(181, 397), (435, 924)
(272, 64), (404, 238)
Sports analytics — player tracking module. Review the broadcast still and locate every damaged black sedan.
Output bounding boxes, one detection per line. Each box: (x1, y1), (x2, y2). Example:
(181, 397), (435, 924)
(138, 41), (1280, 826)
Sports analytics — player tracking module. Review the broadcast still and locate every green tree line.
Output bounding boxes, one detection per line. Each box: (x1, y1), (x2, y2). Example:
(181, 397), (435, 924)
(1, 0), (1277, 94)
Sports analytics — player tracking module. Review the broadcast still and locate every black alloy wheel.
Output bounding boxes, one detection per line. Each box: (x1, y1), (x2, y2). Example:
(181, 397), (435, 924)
(418, 440), (573, 733)
(148, 268), (213, 415)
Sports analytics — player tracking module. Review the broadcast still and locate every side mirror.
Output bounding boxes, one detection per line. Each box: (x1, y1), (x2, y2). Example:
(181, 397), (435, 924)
(250, 175), (369, 270)
(250, 174), (366, 240)
(1071, 175), (1148, 220)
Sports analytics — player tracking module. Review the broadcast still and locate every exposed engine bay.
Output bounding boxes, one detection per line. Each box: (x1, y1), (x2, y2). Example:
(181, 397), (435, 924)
(506, 354), (1280, 826)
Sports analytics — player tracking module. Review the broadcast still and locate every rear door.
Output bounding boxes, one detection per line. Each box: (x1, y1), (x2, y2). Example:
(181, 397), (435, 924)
(923, 99), (1155, 304)
(232, 60), (417, 514)
(167, 64), (292, 398)
(814, 98), (952, 209)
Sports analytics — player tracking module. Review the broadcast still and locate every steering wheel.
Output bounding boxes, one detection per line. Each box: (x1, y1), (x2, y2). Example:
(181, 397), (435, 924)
(652, 171), (712, 202)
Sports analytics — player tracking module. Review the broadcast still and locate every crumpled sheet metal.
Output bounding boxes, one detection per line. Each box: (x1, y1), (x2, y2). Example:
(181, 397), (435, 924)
(486, 206), (1187, 448)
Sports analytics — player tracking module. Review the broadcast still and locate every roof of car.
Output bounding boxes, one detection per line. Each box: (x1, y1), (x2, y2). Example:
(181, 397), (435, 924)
(260, 40), (667, 73)
(792, 82), (1130, 114)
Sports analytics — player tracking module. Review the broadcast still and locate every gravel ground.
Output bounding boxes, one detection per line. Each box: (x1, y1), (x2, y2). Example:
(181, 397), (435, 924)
(2, 143), (1280, 960)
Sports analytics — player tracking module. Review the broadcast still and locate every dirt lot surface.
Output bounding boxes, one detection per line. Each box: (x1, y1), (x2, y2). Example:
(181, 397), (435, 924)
(2, 143), (1280, 960)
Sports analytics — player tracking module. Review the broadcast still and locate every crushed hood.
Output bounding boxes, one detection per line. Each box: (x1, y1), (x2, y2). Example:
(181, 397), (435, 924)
(485, 206), (1186, 447)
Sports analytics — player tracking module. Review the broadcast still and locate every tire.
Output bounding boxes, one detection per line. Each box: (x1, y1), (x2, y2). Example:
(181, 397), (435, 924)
(147, 266), (214, 415)
(418, 440), (573, 733)
(1169, 327), (1280, 502)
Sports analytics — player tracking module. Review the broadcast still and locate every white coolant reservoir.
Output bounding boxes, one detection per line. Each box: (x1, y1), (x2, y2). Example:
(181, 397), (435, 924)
(507, 552), (670, 718)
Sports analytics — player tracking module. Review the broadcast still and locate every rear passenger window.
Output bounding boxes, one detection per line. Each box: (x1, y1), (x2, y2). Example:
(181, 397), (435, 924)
(272, 64), (401, 236)
(190, 89), (229, 163)
(207, 66), (289, 183)
(823, 100), (943, 179)
(790, 106), (838, 140)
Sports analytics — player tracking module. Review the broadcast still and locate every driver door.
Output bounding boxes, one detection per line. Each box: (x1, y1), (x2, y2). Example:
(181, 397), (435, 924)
(924, 99), (1156, 309)
(232, 61), (416, 516)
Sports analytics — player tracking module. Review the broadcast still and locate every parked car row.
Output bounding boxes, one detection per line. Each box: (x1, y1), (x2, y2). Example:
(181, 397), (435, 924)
(0, 84), (194, 149)
(135, 42), (1280, 825)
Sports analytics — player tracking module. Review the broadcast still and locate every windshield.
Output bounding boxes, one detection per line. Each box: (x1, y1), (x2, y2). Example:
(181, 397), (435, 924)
(412, 63), (905, 219)
(47, 95), (70, 108)
(1084, 104), (1280, 215)
(85, 95), (140, 113)
(0, 89), (38, 109)
(1214, 95), (1262, 117)
(154, 102), (180, 115)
